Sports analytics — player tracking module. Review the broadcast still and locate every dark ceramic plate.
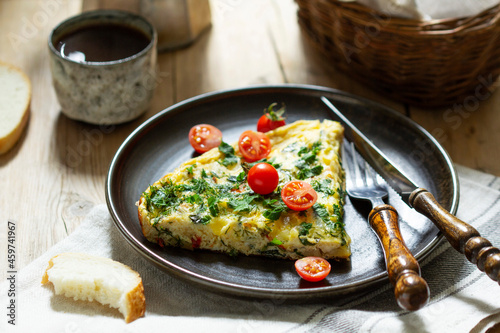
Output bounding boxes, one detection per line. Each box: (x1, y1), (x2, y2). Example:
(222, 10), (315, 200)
(106, 84), (458, 300)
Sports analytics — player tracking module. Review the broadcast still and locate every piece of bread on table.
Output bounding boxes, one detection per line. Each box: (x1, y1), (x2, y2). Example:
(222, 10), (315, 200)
(41, 252), (146, 323)
(0, 61), (31, 154)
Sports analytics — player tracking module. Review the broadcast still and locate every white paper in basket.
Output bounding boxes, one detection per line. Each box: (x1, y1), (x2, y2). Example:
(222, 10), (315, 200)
(342, 0), (500, 20)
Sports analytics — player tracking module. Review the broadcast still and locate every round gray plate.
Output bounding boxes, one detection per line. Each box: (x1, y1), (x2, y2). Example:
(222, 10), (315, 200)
(106, 84), (458, 301)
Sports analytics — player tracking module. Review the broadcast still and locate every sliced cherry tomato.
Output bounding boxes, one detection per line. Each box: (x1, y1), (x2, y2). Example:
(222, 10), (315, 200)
(295, 257), (331, 282)
(281, 180), (318, 211)
(188, 124), (222, 154)
(238, 130), (272, 162)
(247, 163), (279, 194)
(257, 103), (286, 133)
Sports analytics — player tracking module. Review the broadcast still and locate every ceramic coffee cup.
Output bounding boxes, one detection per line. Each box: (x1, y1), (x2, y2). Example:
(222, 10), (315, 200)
(48, 10), (157, 125)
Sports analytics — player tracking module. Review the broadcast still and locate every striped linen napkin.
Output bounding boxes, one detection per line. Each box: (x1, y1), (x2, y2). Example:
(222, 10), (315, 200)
(1, 165), (499, 332)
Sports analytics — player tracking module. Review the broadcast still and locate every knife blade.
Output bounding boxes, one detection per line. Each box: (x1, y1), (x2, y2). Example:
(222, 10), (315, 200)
(322, 96), (500, 285)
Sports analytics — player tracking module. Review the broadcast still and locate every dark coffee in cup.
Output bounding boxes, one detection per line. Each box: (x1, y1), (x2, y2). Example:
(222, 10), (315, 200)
(55, 23), (150, 63)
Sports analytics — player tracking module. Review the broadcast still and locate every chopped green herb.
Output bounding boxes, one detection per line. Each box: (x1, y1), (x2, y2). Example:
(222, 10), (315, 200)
(207, 196), (219, 217)
(186, 164), (196, 175)
(296, 165), (323, 180)
(298, 222), (315, 245)
(219, 141), (234, 155)
(333, 203), (343, 219)
(262, 198), (287, 220)
(299, 222), (312, 236)
(228, 195), (258, 212)
(219, 141), (239, 166)
(237, 171), (247, 182)
(269, 238), (283, 246)
(185, 194), (202, 204)
(241, 158), (281, 173)
(227, 171), (247, 184)
(294, 141), (323, 180)
(313, 203), (331, 225)
(312, 178), (334, 195)
(189, 214), (211, 224)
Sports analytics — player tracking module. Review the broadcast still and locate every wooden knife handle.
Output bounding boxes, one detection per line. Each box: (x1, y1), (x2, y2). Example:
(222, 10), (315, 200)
(409, 188), (500, 284)
(369, 204), (430, 311)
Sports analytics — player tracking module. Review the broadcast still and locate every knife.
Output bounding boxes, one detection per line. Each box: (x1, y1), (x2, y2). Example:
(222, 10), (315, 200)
(321, 96), (500, 285)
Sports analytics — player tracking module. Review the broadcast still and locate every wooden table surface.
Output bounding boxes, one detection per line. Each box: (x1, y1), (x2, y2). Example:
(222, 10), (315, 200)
(1, 0), (500, 278)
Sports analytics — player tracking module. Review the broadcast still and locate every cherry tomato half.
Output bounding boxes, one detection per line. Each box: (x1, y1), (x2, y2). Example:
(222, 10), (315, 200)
(247, 163), (279, 195)
(295, 257), (331, 282)
(238, 130), (272, 162)
(188, 124), (222, 154)
(257, 103), (286, 133)
(281, 180), (318, 211)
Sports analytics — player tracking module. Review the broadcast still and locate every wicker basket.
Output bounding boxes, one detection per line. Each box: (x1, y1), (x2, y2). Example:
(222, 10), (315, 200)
(296, 0), (500, 107)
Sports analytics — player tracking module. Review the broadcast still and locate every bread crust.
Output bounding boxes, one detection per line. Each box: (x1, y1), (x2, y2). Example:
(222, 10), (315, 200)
(0, 61), (31, 154)
(125, 281), (146, 323)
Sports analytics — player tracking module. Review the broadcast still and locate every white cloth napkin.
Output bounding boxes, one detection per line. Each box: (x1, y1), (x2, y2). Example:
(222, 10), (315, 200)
(2, 165), (500, 332)
(350, 0), (500, 20)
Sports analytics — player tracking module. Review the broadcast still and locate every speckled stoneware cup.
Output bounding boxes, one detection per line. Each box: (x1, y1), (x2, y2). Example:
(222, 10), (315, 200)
(48, 10), (157, 125)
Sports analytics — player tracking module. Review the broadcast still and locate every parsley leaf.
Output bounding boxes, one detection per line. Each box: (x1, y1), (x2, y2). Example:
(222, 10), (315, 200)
(313, 203), (331, 224)
(185, 193), (202, 204)
(219, 141), (239, 166)
(298, 222), (315, 245)
(228, 195), (258, 212)
(262, 198), (287, 220)
(207, 196), (219, 217)
(312, 178), (334, 195)
(296, 165), (323, 180)
(219, 141), (234, 155)
(228, 171), (247, 183)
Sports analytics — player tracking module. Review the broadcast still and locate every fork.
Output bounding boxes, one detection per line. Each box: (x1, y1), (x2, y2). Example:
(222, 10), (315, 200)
(343, 141), (430, 311)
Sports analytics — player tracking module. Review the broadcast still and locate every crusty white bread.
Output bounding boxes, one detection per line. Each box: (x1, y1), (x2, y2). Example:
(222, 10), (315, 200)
(41, 253), (146, 323)
(0, 61), (31, 154)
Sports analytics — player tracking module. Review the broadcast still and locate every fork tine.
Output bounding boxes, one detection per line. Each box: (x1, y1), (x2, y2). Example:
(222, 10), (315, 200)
(349, 142), (366, 188)
(364, 162), (375, 188)
(365, 163), (383, 186)
(343, 141), (360, 188)
(342, 141), (354, 188)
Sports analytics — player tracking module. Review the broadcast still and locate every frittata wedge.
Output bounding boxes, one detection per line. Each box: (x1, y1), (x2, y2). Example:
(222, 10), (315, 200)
(137, 119), (350, 260)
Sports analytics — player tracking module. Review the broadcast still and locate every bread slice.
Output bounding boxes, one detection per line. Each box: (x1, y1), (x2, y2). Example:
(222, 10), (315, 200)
(41, 253), (146, 323)
(138, 119), (350, 260)
(0, 61), (31, 154)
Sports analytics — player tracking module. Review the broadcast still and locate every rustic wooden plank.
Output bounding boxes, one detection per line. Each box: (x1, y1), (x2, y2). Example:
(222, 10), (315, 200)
(0, 0), (83, 276)
(174, 0), (285, 101)
(408, 79), (500, 176)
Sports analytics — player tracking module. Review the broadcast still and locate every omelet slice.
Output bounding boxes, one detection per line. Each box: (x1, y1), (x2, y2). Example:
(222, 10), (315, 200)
(137, 119), (350, 260)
